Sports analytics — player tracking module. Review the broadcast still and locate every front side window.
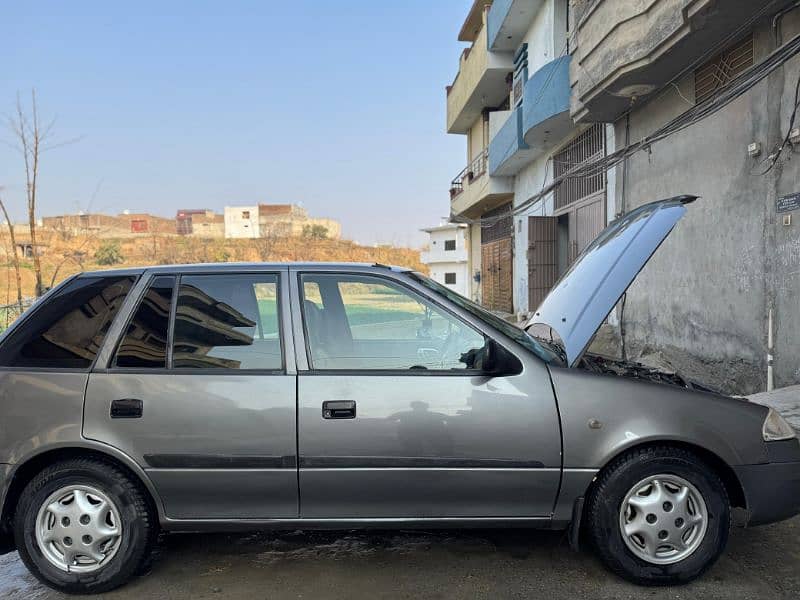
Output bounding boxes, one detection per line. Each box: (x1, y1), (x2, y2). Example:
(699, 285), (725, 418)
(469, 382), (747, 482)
(172, 274), (282, 370)
(114, 276), (175, 368)
(0, 276), (135, 369)
(300, 273), (486, 371)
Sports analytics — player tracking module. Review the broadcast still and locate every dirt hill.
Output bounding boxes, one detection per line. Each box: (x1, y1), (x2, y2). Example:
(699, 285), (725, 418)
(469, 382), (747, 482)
(0, 231), (425, 303)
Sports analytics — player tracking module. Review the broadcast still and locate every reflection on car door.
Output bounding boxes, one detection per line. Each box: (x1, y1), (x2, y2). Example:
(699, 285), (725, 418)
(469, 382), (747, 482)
(84, 270), (298, 519)
(293, 270), (562, 519)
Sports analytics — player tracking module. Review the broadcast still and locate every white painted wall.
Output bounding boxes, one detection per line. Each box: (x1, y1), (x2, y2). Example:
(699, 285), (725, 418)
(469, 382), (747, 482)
(224, 205), (259, 238)
(421, 224), (471, 297)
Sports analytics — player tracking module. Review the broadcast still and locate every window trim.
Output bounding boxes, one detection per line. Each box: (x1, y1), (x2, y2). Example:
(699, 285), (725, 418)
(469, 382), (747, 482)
(0, 274), (139, 373)
(296, 271), (491, 376)
(104, 270), (288, 375)
(109, 274), (177, 370)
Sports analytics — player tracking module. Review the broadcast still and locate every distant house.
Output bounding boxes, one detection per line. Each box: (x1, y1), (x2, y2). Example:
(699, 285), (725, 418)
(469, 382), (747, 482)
(176, 209), (225, 238)
(224, 204), (341, 239)
(420, 223), (470, 297)
(42, 212), (173, 237)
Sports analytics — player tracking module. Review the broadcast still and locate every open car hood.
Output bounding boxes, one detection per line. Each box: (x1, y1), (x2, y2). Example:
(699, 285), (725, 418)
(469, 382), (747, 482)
(525, 195), (697, 367)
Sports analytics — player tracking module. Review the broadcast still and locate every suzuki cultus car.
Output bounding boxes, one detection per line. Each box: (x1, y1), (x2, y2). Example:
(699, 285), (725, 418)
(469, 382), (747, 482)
(0, 196), (798, 593)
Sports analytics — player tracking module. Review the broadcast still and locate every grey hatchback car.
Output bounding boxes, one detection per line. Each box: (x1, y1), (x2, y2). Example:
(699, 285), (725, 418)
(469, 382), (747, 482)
(0, 196), (798, 593)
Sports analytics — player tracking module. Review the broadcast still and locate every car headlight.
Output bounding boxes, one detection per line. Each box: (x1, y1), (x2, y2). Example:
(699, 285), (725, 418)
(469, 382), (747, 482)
(762, 408), (797, 441)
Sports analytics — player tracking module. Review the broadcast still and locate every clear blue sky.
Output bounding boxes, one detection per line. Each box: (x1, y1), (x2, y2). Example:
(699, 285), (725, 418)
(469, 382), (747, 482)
(0, 0), (473, 247)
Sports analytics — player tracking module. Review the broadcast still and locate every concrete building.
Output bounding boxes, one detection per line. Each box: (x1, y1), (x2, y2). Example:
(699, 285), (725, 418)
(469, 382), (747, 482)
(420, 223), (471, 296)
(176, 209), (225, 238)
(563, 0), (800, 393)
(224, 204), (341, 240)
(446, 0), (603, 315)
(446, 0), (514, 307)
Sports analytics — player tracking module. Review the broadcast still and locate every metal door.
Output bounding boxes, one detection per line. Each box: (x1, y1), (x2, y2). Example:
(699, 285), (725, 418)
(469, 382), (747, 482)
(527, 216), (558, 312)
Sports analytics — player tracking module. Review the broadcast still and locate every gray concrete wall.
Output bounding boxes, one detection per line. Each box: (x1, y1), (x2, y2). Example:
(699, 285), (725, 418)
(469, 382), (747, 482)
(613, 15), (800, 394)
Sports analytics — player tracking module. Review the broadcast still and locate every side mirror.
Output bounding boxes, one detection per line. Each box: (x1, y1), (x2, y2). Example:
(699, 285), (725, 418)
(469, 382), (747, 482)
(479, 339), (521, 376)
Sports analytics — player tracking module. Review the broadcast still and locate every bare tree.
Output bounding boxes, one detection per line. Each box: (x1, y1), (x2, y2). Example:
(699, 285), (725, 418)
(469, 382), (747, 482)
(8, 90), (77, 296)
(0, 189), (22, 312)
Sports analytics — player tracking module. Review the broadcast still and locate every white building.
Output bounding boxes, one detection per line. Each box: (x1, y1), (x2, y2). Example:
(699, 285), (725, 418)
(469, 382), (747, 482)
(224, 205), (259, 239)
(420, 223), (471, 297)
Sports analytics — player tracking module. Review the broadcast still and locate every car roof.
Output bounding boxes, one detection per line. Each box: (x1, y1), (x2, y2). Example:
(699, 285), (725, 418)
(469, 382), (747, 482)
(77, 262), (412, 278)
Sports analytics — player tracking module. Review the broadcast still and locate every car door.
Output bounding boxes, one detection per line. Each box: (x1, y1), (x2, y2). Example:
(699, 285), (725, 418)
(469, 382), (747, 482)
(84, 269), (298, 520)
(291, 267), (561, 520)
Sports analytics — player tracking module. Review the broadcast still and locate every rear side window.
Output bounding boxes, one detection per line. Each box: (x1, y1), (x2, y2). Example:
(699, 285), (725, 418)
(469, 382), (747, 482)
(172, 274), (282, 370)
(114, 276), (175, 368)
(0, 276), (135, 369)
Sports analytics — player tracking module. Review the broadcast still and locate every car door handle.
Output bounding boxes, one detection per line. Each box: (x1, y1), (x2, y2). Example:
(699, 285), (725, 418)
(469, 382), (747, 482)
(322, 400), (356, 419)
(110, 398), (143, 419)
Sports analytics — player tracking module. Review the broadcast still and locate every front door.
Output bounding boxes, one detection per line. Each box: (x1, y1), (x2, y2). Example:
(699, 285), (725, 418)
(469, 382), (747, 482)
(84, 270), (298, 519)
(293, 269), (561, 519)
(527, 216), (558, 312)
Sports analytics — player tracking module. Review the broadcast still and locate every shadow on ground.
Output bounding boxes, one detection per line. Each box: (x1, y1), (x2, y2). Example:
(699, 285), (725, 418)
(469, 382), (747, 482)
(2, 517), (798, 599)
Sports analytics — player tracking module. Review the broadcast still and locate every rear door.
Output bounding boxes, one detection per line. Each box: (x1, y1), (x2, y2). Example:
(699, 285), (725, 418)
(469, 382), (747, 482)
(84, 269), (298, 520)
(291, 268), (561, 520)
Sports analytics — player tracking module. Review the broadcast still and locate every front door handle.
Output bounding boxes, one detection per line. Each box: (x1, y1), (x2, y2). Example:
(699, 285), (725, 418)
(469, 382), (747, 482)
(110, 398), (143, 419)
(322, 400), (356, 419)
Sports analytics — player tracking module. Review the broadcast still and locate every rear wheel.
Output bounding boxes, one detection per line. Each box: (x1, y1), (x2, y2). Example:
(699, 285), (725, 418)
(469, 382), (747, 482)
(586, 446), (730, 585)
(14, 458), (156, 594)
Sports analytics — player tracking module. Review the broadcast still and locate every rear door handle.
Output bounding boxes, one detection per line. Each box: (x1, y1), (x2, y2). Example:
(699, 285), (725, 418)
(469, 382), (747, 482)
(110, 398), (143, 419)
(322, 400), (356, 419)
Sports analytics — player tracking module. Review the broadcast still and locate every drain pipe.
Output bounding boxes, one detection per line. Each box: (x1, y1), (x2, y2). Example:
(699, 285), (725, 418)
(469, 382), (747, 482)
(767, 307), (774, 392)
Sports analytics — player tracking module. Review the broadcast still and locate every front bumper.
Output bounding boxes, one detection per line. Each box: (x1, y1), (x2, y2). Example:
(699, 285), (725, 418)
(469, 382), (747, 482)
(734, 439), (800, 526)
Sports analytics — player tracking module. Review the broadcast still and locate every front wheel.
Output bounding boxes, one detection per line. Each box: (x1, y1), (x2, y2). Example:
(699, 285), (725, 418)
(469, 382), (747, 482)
(14, 458), (156, 594)
(586, 446), (730, 585)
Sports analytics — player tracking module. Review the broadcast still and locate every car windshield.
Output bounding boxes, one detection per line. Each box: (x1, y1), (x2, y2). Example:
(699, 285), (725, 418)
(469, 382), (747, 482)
(408, 272), (565, 366)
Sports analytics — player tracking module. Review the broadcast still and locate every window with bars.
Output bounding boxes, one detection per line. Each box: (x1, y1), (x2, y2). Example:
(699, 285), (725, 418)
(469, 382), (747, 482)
(444, 239), (456, 251)
(695, 34), (754, 103)
(444, 272), (457, 285)
(553, 123), (606, 212)
(481, 203), (513, 244)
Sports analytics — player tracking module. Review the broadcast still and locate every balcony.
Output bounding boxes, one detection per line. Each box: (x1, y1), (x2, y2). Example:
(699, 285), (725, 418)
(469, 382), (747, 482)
(446, 6), (513, 134)
(570, 0), (779, 123)
(449, 149), (513, 218)
(487, 0), (544, 51)
(489, 56), (572, 176)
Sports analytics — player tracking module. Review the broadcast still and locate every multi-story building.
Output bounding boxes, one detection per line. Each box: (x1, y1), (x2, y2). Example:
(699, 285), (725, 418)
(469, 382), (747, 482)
(446, 0), (514, 308)
(566, 0), (800, 393)
(446, 0), (606, 316)
(420, 223), (471, 296)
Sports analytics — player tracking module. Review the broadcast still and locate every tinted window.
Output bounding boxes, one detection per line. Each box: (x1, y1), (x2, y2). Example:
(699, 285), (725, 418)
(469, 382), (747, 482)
(0, 276), (135, 369)
(172, 274), (282, 370)
(114, 276), (175, 368)
(301, 274), (485, 371)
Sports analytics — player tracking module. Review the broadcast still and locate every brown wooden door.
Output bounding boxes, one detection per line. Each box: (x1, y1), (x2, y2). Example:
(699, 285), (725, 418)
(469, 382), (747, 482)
(481, 238), (513, 313)
(527, 216), (558, 312)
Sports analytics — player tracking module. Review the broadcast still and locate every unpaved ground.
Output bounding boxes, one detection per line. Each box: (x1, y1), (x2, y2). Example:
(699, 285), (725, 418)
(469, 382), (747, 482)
(2, 518), (799, 599)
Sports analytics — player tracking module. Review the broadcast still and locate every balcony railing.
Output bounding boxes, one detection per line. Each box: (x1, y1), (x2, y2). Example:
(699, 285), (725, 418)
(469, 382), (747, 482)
(450, 150), (488, 199)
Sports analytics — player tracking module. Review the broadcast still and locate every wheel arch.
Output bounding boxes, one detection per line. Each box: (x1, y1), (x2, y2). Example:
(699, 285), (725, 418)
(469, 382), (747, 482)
(587, 439), (748, 510)
(1, 444), (164, 541)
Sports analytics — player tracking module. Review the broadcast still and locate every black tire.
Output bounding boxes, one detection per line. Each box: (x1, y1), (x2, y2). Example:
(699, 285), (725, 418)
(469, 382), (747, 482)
(586, 446), (730, 586)
(13, 457), (157, 594)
